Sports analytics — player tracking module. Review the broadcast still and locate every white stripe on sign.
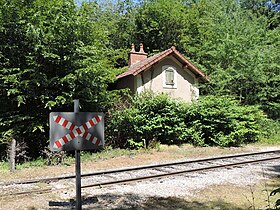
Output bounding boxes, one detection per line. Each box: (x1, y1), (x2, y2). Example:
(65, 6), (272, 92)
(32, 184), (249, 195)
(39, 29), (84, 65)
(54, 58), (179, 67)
(65, 121), (72, 130)
(86, 122), (91, 129)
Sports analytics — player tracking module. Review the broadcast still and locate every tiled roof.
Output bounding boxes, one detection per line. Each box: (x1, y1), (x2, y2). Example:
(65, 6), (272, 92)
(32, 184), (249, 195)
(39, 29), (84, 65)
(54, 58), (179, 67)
(116, 46), (208, 81)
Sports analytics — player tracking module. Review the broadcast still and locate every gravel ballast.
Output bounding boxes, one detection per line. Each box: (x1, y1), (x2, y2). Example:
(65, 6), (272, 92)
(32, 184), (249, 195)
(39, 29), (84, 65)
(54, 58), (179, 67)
(53, 159), (280, 209)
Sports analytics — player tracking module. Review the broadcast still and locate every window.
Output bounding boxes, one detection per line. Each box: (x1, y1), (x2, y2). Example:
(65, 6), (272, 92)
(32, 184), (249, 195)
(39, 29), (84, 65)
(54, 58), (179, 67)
(165, 68), (174, 85)
(163, 65), (177, 88)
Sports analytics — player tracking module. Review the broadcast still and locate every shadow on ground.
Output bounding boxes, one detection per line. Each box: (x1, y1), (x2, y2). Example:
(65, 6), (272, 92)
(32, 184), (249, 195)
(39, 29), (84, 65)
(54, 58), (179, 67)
(48, 196), (98, 210)
(48, 193), (244, 210)
(264, 164), (280, 188)
(267, 164), (280, 177)
(140, 197), (245, 210)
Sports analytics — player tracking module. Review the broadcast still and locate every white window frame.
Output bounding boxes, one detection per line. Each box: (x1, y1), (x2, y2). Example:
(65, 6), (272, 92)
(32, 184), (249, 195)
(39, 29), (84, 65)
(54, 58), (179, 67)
(163, 65), (177, 89)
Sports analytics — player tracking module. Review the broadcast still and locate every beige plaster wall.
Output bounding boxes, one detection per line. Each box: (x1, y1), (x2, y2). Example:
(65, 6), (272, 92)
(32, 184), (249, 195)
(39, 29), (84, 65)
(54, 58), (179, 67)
(135, 57), (198, 102)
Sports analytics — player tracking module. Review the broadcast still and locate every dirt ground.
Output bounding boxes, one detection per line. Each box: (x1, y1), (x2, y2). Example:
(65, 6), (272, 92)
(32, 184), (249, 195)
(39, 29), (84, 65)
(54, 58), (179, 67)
(1, 144), (280, 210)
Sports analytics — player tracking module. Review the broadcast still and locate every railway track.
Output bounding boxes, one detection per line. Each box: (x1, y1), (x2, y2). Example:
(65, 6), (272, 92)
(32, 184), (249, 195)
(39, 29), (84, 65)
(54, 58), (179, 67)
(1, 150), (280, 197)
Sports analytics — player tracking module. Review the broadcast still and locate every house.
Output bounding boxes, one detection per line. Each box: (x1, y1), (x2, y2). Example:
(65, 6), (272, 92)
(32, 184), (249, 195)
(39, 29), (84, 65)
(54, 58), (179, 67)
(116, 43), (208, 102)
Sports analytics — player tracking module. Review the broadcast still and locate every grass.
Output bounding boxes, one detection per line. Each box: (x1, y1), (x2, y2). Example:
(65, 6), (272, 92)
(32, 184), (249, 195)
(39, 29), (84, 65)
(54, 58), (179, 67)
(259, 132), (280, 145)
(1, 139), (280, 173)
(0, 160), (9, 171)
(0, 146), (147, 173)
(258, 120), (280, 145)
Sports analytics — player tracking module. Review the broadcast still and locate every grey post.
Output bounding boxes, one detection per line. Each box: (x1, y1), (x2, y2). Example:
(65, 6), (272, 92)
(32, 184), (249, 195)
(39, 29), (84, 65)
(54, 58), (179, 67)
(74, 99), (82, 210)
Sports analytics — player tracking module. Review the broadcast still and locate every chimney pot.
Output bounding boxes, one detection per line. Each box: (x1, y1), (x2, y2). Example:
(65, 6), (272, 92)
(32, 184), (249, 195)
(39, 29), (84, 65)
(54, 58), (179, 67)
(128, 43), (148, 67)
(139, 43), (145, 53)
(131, 43), (135, 52)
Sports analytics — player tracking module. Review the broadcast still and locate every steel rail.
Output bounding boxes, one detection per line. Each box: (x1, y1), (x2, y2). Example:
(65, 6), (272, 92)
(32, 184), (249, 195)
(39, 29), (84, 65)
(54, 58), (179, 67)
(81, 149), (280, 177)
(1, 149), (280, 186)
(81, 156), (280, 189)
(1, 153), (280, 197)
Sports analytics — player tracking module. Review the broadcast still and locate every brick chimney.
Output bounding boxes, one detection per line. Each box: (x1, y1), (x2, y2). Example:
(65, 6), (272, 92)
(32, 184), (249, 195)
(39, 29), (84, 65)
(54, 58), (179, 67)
(128, 43), (148, 67)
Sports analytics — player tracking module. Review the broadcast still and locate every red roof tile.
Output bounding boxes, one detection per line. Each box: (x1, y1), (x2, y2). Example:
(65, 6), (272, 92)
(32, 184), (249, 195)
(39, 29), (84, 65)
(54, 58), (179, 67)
(117, 46), (208, 81)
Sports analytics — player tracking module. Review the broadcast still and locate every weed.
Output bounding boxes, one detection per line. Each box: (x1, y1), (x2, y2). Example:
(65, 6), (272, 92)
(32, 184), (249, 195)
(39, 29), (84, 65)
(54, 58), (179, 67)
(259, 120), (280, 145)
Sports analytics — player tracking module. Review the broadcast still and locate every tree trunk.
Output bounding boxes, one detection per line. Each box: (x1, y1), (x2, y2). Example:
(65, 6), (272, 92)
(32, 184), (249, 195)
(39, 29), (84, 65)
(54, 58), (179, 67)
(9, 139), (16, 173)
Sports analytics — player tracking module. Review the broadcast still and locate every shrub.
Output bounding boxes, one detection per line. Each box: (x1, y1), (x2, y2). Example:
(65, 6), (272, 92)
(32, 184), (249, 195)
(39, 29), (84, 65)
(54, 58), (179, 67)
(259, 119), (280, 144)
(185, 95), (266, 146)
(106, 92), (189, 148)
(106, 93), (267, 148)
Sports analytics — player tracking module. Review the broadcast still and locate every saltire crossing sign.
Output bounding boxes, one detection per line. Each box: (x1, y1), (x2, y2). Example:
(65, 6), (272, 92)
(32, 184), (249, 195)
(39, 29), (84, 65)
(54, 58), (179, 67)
(49, 112), (104, 151)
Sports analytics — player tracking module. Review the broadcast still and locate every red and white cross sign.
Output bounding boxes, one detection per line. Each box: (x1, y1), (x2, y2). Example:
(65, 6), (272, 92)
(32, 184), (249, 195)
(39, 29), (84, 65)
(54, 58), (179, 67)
(52, 115), (102, 149)
(49, 112), (104, 151)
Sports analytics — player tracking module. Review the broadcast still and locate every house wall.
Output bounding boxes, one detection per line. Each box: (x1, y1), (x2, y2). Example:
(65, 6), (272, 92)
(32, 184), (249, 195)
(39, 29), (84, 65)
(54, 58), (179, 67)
(135, 57), (199, 102)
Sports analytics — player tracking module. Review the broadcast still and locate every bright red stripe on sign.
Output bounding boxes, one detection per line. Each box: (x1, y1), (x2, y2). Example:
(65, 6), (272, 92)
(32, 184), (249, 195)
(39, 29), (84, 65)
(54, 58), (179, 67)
(70, 132), (75, 139)
(96, 116), (101, 123)
(55, 140), (62, 148)
(62, 119), (68, 127)
(89, 119), (94, 126)
(95, 139), (100, 145)
(62, 136), (68, 144)
(69, 124), (75, 131)
(77, 128), (82, 134)
(82, 124), (88, 131)
(89, 135), (94, 143)
(82, 132), (88, 139)
(55, 116), (62, 123)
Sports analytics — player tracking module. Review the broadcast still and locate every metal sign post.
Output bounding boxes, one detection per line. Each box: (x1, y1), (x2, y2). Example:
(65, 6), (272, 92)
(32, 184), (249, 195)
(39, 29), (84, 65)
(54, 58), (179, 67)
(49, 99), (105, 210)
(74, 99), (82, 210)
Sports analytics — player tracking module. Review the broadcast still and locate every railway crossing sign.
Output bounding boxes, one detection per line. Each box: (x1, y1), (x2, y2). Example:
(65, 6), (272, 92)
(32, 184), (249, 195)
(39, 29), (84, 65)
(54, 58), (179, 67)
(49, 100), (104, 210)
(49, 112), (104, 151)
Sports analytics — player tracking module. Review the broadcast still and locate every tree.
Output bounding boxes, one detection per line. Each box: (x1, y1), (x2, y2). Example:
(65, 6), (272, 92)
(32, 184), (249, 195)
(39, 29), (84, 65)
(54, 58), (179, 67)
(240, 0), (280, 29)
(134, 0), (188, 53)
(0, 0), (119, 159)
(180, 0), (280, 118)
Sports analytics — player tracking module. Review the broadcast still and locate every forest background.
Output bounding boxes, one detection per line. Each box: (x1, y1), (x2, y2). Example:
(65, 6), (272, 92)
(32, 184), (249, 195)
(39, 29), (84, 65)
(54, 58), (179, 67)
(0, 0), (279, 161)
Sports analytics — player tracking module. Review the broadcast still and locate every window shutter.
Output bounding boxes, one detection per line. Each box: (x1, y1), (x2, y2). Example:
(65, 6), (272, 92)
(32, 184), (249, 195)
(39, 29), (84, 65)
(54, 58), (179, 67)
(165, 68), (174, 85)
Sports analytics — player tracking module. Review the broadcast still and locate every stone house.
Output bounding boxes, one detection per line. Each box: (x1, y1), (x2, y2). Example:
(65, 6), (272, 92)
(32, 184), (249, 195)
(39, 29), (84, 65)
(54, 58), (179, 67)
(116, 44), (208, 102)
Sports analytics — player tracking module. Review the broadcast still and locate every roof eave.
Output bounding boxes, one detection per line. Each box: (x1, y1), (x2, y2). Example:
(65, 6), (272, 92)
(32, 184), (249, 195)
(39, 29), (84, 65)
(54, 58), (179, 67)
(116, 46), (209, 81)
(132, 48), (173, 76)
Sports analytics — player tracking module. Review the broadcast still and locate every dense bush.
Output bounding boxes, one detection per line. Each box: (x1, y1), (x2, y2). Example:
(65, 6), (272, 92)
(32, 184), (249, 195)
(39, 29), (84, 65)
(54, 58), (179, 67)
(185, 95), (266, 146)
(106, 93), (266, 148)
(259, 119), (280, 144)
(106, 92), (188, 148)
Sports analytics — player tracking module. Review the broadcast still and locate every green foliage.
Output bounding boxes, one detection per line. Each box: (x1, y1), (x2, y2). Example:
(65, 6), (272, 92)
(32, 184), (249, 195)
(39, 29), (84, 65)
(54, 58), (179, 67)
(185, 95), (266, 146)
(106, 93), (266, 148)
(134, 0), (187, 52)
(259, 119), (280, 144)
(180, 0), (280, 119)
(270, 187), (280, 209)
(0, 0), (120, 159)
(106, 92), (189, 148)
